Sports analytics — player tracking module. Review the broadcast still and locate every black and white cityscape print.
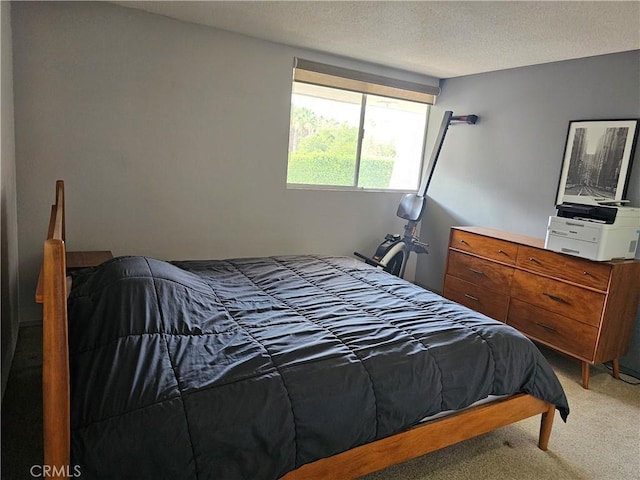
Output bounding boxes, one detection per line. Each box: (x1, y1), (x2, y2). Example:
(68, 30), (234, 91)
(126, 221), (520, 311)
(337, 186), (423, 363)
(563, 126), (629, 200)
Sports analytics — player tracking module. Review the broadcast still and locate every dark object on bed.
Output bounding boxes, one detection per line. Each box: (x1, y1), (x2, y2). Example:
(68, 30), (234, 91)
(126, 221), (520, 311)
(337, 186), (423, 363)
(66, 255), (568, 479)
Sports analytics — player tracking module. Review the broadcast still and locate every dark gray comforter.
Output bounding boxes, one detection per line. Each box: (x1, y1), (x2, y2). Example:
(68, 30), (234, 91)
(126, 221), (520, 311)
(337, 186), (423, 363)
(67, 255), (569, 479)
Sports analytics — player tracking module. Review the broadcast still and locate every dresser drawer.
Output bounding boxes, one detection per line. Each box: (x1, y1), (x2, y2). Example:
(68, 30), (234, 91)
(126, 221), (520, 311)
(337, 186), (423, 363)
(450, 230), (517, 265)
(443, 275), (509, 321)
(508, 299), (598, 360)
(511, 270), (604, 327)
(516, 245), (611, 291)
(446, 251), (514, 295)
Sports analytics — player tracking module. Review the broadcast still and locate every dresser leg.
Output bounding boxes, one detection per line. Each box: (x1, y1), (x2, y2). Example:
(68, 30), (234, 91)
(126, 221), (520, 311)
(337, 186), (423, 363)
(612, 358), (620, 379)
(581, 362), (590, 389)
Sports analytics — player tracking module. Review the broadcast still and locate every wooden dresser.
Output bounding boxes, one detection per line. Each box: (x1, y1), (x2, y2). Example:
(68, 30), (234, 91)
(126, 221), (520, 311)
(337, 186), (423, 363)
(443, 226), (640, 389)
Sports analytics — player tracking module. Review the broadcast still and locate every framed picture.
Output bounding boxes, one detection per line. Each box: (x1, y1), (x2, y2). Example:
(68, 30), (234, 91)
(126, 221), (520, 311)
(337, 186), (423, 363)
(555, 119), (639, 206)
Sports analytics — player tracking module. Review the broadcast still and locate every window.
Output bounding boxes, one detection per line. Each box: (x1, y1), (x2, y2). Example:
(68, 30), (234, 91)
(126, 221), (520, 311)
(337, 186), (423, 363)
(287, 59), (439, 191)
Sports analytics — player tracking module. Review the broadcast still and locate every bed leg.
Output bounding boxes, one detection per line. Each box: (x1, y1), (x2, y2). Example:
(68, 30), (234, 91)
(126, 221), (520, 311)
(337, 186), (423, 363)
(537, 403), (555, 451)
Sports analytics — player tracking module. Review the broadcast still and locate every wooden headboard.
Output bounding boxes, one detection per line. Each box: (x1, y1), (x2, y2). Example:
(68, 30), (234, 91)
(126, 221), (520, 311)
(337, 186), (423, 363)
(35, 180), (71, 478)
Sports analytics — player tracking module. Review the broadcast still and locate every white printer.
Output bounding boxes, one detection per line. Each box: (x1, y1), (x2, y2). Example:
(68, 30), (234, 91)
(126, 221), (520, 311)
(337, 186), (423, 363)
(545, 202), (640, 261)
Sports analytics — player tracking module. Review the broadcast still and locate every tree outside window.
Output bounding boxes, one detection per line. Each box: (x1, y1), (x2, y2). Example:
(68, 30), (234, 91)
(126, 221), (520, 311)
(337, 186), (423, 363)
(287, 82), (428, 191)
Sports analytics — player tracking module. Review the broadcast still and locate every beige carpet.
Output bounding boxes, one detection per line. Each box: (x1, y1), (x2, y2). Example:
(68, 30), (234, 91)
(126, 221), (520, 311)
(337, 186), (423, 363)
(362, 347), (640, 480)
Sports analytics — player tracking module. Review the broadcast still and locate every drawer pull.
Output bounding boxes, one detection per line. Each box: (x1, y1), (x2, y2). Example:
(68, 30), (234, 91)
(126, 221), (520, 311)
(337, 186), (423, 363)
(529, 257), (540, 264)
(469, 268), (485, 276)
(460, 239), (469, 245)
(536, 322), (558, 333)
(497, 249), (508, 256)
(464, 294), (480, 302)
(543, 292), (566, 303)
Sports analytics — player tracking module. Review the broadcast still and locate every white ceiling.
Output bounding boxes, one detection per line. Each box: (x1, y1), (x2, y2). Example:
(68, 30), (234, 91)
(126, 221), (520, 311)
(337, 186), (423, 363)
(114, 1), (640, 78)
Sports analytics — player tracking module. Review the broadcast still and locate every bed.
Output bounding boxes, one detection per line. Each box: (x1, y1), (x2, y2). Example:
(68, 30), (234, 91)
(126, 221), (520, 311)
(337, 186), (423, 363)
(37, 181), (569, 479)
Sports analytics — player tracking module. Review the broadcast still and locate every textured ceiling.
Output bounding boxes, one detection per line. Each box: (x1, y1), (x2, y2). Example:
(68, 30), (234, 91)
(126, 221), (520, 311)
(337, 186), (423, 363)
(114, 1), (640, 78)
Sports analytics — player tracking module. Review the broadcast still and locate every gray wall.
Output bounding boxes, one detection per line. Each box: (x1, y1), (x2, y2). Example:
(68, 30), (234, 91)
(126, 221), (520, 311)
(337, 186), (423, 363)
(416, 51), (640, 373)
(1, 0), (20, 399)
(10, 2), (640, 374)
(11, 2), (438, 325)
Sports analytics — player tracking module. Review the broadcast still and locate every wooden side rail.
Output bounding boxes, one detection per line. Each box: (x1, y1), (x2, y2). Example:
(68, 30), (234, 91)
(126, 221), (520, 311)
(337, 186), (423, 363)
(281, 394), (555, 479)
(37, 180), (71, 479)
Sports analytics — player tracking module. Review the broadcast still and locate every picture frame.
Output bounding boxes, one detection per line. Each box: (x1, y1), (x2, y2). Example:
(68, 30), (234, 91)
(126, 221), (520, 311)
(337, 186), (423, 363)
(555, 119), (639, 206)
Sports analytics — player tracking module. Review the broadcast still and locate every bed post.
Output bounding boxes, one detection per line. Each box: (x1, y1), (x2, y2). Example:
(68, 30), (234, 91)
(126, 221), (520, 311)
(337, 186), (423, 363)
(538, 402), (555, 451)
(42, 239), (70, 476)
(39, 180), (71, 479)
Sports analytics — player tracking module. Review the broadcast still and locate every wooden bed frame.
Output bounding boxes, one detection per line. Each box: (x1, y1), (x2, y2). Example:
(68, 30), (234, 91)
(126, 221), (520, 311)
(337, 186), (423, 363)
(36, 180), (557, 479)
